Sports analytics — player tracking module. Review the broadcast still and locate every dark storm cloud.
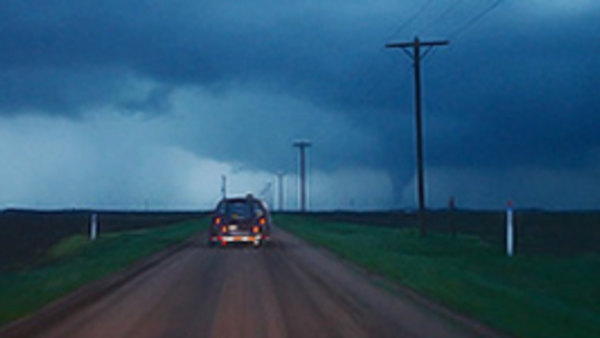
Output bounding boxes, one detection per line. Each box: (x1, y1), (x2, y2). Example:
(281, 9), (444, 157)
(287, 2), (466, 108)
(1, 1), (598, 118)
(0, 0), (206, 114)
(1, 0), (599, 208)
(0, 0), (409, 181)
(423, 7), (600, 171)
(0, 0), (403, 113)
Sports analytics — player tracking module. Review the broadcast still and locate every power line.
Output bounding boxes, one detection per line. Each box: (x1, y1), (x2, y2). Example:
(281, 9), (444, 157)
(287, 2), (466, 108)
(348, 0), (439, 122)
(346, 1), (434, 110)
(448, 0), (505, 39)
(337, 39), (408, 127)
(346, 0), (503, 130)
(385, 0), (435, 41)
(422, 0), (505, 65)
(344, 1), (443, 120)
(419, 0), (466, 35)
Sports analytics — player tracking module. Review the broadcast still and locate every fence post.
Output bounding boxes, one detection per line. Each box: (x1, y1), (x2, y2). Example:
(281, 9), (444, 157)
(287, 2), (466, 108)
(448, 196), (456, 237)
(506, 201), (514, 257)
(90, 213), (98, 241)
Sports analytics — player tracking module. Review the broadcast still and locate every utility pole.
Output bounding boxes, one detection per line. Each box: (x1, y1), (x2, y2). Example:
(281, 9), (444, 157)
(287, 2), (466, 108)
(386, 36), (449, 237)
(276, 171), (285, 212)
(259, 181), (273, 206)
(293, 140), (311, 212)
(221, 174), (227, 199)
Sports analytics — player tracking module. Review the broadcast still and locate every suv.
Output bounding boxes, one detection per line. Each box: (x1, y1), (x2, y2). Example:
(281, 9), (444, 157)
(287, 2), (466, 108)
(209, 195), (272, 248)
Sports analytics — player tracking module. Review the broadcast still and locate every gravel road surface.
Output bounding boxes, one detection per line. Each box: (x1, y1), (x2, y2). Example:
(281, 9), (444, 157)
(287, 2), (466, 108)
(32, 229), (499, 338)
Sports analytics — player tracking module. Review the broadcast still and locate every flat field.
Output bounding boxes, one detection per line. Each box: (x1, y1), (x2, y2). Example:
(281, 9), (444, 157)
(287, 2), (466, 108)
(0, 210), (207, 270)
(305, 210), (600, 254)
(275, 214), (600, 338)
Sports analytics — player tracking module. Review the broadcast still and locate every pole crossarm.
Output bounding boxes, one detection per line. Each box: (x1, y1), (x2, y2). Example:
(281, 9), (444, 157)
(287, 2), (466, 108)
(385, 40), (449, 48)
(386, 39), (449, 60)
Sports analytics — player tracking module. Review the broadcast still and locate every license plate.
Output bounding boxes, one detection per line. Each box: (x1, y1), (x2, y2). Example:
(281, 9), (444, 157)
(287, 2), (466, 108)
(228, 225), (238, 231)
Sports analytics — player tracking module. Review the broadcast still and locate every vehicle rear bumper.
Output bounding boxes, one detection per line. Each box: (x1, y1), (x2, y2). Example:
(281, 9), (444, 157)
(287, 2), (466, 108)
(210, 235), (266, 243)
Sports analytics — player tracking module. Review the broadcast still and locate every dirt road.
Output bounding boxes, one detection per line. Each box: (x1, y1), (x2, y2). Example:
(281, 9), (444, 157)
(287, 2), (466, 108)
(32, 229), (499, 338)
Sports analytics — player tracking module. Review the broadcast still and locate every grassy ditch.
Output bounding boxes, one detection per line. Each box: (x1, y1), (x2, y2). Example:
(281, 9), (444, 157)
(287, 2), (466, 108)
(275, 214), (600, 338)
(0, 210), (207, 270)
(0, 218), (207, 327)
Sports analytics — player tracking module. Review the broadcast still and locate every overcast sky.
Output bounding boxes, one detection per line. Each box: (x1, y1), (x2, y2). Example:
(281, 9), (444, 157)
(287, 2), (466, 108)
(1, 0), (599, 210)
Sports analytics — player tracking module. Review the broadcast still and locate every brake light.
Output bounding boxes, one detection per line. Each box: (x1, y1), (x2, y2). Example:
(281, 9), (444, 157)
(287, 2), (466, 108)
(252, 226), (260, 234)
(214, 217), (222, 225)
(258, 217), (266, 225)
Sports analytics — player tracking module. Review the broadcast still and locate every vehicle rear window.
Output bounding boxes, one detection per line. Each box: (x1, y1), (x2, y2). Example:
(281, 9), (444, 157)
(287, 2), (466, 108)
(225, 201), (251, 219)
(252, 201), (265, 217)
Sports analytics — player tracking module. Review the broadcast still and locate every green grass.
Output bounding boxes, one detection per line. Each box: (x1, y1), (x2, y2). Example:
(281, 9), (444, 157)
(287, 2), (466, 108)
(0, 219), (207, 327)
(46, 235), (90, 260)
(275, 214), (600, 338)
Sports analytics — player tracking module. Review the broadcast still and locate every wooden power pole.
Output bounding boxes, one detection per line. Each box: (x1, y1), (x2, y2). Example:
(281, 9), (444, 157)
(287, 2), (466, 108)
(293, 140), (311, 212)
(276, 171), (285, 212)
(386, 36), (449, 236)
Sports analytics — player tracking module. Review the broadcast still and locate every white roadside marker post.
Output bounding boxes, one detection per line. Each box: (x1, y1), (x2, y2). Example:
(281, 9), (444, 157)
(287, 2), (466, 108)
(506, 201), (514, 257)
(90, 213), (98, 241)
